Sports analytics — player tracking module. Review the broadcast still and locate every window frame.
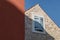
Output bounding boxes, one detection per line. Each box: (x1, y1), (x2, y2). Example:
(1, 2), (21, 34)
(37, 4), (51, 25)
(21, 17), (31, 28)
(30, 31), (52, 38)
(31, 12), (45, 34)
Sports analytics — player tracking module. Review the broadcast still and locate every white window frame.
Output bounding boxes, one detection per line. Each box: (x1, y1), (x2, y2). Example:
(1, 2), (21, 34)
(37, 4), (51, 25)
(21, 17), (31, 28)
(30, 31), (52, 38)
(31, 12), (45, 34)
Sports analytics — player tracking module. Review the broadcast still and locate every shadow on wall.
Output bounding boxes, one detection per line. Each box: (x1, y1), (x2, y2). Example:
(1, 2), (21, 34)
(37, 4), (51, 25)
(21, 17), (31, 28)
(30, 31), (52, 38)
(25, 15), (55, 40)
(0, 0), (24, 40)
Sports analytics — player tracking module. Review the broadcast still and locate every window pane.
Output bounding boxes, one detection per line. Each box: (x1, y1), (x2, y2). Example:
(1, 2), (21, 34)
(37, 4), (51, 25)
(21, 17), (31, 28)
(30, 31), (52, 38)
(34, 16), (44, 32)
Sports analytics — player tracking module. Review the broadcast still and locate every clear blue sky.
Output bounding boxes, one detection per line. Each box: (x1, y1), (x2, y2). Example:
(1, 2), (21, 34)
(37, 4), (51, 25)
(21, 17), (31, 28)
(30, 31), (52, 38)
(25, 0), (60, 27)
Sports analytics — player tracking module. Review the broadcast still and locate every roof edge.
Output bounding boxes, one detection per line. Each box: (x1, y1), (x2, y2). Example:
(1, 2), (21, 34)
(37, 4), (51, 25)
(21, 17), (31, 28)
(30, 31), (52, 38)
(25, 4), (40, 11)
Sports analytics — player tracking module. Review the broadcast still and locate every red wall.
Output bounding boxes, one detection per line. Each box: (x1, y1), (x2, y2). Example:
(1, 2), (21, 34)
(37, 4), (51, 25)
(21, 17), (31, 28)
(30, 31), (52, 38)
(0, 0), (24, 40)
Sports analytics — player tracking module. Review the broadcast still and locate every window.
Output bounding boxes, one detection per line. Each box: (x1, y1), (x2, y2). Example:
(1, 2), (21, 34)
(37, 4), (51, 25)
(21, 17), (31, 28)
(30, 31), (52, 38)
(32, 13), (45, 33)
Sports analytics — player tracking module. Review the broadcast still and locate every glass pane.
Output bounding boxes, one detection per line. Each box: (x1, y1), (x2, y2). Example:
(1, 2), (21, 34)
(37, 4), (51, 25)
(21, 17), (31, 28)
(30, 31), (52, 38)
(34, 16), (44, 32)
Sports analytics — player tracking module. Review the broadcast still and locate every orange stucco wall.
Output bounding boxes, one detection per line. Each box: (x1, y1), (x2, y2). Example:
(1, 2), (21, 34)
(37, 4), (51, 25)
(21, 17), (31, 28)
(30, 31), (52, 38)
(0, 0), (24, 40)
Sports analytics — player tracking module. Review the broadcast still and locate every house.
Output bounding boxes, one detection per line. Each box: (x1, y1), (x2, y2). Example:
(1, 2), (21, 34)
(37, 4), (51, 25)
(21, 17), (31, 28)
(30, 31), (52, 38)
(25, 4), (60, 40)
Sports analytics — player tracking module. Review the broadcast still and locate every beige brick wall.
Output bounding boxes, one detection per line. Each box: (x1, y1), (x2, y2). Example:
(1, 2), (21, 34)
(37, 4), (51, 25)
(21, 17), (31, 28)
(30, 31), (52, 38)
(25, 4), (60, 40)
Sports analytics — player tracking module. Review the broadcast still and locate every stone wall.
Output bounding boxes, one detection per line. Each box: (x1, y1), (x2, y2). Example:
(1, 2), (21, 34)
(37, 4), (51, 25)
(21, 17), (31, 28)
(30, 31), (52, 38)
(25, 4), (60, 40)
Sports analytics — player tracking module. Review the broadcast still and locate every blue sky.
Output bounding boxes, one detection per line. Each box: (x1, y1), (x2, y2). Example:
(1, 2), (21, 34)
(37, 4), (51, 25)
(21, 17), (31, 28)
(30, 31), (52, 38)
(25, 0), (60, 27)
